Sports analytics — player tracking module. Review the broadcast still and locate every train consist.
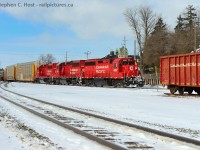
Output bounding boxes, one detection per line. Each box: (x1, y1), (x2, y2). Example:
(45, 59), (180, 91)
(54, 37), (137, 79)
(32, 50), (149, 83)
(4, 54), (144, 87)
(160, 52), (200, 95)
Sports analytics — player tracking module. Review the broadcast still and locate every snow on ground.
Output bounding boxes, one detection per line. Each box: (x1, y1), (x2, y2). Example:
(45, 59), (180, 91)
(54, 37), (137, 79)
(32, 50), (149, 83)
(0, 82), (200, 149)
(0, 123), (27, 150)
(0, 84), (110, 150)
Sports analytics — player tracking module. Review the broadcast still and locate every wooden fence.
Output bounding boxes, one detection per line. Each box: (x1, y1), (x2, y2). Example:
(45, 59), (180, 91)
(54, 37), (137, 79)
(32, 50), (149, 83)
(143, 73), (160, 85)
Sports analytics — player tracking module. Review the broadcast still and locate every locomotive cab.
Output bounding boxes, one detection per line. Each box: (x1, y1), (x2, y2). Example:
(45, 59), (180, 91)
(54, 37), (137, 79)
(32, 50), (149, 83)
(111, 58), (144, 87)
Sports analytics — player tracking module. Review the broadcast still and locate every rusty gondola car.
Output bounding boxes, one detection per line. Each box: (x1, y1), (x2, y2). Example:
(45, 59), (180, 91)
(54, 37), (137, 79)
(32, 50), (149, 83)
(160, 52), (200, 95)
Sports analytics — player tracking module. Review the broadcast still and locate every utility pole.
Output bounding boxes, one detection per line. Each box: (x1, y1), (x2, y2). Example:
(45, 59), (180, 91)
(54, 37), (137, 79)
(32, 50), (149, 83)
(123, 36), (127, 48)
(65, 51), (68, 63)
(84, 51), (91, 59)
(194, 17), (200, 52)
(134, 40), (136, 60)
(194, 17), (197, 51)
(122, 36), (127, 58)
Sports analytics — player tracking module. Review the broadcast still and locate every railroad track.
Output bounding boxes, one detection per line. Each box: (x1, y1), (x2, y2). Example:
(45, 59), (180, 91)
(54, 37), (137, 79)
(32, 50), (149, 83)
(1, 82), (200, 149)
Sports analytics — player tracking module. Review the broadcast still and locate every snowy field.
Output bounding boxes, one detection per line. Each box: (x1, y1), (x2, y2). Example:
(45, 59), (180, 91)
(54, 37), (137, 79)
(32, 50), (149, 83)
(0, 82), (200, 150)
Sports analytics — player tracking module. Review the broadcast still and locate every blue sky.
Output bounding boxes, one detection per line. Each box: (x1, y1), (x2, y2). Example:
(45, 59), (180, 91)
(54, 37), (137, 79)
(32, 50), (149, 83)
(0, 0), (199, 68)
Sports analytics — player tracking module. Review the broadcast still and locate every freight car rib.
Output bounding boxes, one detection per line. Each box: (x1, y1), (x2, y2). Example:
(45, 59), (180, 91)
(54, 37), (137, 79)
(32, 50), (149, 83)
(1, 83), (200, 148)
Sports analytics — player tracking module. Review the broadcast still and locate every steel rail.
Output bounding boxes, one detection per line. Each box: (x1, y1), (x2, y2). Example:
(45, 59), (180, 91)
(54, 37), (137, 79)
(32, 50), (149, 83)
(0, 95), (128, 150)
(1, 85), (200, 146)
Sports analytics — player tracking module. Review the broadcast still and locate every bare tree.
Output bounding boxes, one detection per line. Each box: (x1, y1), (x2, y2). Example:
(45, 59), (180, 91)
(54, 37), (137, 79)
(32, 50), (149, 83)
(38, 54), (56, 64)
(124, 8), (142, 53)
(124, 6), (157, 72)
(139, 6), (156, 46)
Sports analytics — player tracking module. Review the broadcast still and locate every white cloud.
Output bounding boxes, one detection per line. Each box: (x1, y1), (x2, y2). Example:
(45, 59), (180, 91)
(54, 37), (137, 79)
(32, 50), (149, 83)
(1, 0), (200, 38)
(1, 0), (138, 39)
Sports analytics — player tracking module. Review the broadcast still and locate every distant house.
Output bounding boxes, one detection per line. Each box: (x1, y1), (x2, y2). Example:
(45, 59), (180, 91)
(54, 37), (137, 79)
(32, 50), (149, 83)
(117, 46), (128, 58)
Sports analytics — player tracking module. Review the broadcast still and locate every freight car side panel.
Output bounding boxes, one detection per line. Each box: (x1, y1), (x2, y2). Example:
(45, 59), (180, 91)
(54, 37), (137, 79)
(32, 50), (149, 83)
(185, 56), (190, 86)
(6, 65), (15, 81)
(169, 57), (175, 85)
(160, 58), (169, 85)
(16, 61), (39, 82)
(198, 55), (200, 86)
(16, 63), (32, 81)
(160, 53), (200, 88)
(191, 55), (197, 86)
(175, 57), (180, 85)
(4, 68), (7, 81)
(179, 56), (185, 86)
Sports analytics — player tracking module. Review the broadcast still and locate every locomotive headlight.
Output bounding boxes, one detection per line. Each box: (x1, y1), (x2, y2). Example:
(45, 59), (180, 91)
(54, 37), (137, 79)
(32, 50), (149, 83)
(130, 66), (133, 70)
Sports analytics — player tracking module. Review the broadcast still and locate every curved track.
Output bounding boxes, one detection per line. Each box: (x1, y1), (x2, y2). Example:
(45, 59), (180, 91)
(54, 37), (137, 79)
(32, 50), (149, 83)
(1, 82), (200, 149)
(0, 83), (154, 150)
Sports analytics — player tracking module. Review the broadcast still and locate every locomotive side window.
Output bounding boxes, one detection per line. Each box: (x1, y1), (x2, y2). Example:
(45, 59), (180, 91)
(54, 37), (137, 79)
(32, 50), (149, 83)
(85, 62), (96, 66)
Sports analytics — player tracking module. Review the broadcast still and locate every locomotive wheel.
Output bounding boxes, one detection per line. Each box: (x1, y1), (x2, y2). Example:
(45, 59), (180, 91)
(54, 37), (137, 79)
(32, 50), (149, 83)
(107, 80), (112, 86)
(113, 80), (118, 88)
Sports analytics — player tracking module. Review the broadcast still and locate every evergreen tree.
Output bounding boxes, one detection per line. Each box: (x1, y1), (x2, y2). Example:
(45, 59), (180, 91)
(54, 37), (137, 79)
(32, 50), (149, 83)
(143, 17), (168, 69)
(175, 15), (185, 31)
(151, 17), (166, 34)
(184, 5), (197, 30)
(175, 5), (197, 31)
(171, 5), (198, 54)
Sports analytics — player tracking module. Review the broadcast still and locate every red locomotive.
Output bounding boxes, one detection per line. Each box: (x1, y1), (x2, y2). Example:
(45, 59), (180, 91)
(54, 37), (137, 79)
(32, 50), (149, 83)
(35, 55), (144, 87)
(160, 52), (200, 95)
(35, 63), (58, 84)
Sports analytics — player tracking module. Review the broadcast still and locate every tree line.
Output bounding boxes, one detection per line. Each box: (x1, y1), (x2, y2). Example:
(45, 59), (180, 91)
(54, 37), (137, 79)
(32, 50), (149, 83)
(124, 5), (200, 73)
